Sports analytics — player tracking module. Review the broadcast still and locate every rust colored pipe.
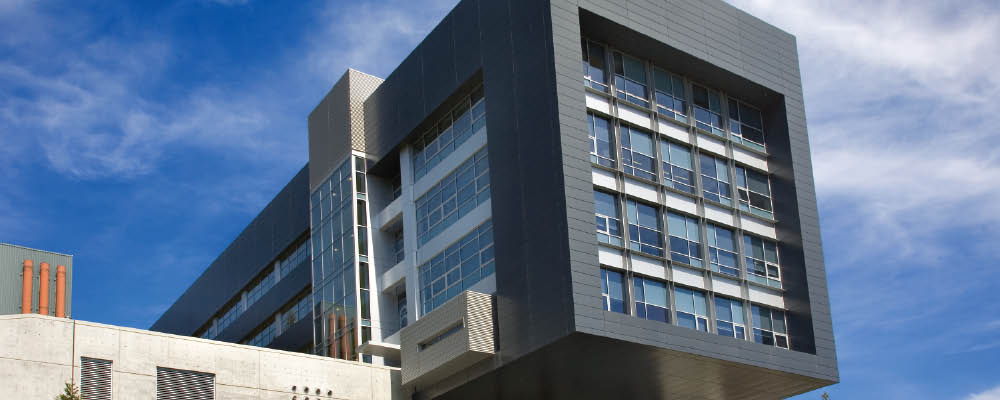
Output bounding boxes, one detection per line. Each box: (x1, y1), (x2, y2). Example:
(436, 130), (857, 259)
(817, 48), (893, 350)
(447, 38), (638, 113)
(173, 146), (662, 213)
(39, 262), (50, 315)
(328, 313), (336, 358)
(21, 260), (33, 314)
(55, 265), (66, 318)
(338, 314), (350, 360)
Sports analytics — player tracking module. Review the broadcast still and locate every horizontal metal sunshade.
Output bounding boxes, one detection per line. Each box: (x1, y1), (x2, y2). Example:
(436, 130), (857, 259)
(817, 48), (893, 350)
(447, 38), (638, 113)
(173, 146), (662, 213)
(156, 367), (215, 400)
(81, 357), (112, 400)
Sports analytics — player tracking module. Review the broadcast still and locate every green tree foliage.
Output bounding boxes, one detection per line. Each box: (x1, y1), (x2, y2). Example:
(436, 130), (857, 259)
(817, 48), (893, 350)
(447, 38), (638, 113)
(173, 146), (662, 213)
(55, 382), (81, 400)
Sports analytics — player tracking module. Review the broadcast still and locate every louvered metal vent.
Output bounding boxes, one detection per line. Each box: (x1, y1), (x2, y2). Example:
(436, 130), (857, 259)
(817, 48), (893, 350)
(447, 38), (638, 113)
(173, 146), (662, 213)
(156, 367), (215, 400)
(80, 357), (112, 400)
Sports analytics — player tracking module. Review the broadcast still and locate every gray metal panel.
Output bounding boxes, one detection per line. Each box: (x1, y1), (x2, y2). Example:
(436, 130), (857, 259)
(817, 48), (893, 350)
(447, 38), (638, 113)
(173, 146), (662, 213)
(0, 243), (73, 317)
(309, 70), (383, 192)
(150, 166), (309, 336)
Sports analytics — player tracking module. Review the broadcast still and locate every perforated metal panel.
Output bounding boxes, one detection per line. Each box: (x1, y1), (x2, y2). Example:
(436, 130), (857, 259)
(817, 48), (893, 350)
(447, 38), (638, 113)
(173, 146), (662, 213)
(80, 357), (112, 400)
(156, 367), (214, 400)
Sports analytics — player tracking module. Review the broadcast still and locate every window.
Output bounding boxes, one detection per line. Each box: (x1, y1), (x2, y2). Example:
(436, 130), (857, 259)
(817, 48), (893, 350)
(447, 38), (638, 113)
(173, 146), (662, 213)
(633, 277), (669, 323)
(415, 147), (490, 246)
(715, 296), (746, 340)
(419, 322), (463, 351)
(412, 87), (486, 180)
(735, 166), (773, 219)
(654, 68), (687, 122)
(393, 229), (405, 264)
(594, 191), (623, 246)
(587, 113), (616, 168)
(582, 39), (609, 92)
(728, 98), (765, 151)
(418, 220), (494, 314)
(620, 124), (656, 181)
(699, 154), (732, 206)
(744, 235), (781, 288)
(674, 286), (708, 331)
(692, 84), (724, 136)
(600, 268), (626, 314)
(626, 200), (664, 257)
(397, 292), (408, 329)
(613, 52), (649, 107)
(707, 224), (739, 277)
(667, 212), (703, 267)
(81, 357), (112, 400)
(752, 305), (789, 349)
(660, 141), (695, 194)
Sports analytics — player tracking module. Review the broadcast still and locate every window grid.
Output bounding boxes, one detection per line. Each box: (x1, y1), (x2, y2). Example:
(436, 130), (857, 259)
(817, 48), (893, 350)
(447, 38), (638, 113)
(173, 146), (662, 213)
(582, 39), (609, 92)
(728, 98), (766, 151)
(744, 235), (781, 288)
(594, 190), (624, 247)
(620, 124), (656, 181)
(412, 86), (486, 180)
(415, 147), (490, 247)
(707, 224), (740, 277)
(753, 305), (789, 349)
(587, 113), (616, 168)
(418, 220), (495, 315)
(667, 212), (703, 267)
(612, 52), (650, 108)
(633, 277), (669, 323)
(699, 153), (732, 206)
(715, 296), (746, 340)
(626, 199), (664, 257)
(735, 166), (774, 219)
(654, 68), (687, 123)
(692, 84), (725, 136)
(674, 286), (708, 331)
(660, 141), (696, 194)
(600, 268), (626, 314)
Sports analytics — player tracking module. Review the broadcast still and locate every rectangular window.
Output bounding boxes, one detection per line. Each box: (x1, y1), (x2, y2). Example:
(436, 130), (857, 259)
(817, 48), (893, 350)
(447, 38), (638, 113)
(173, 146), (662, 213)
(707, 224), (739, 277)
(699, 154), (732, 206)
(397, 292), (408, 329)
(728, 98), (765, 151)
(415, 147), (490, 246)
(674, 286), (708, 331)
(692, 84), (724, 136)
(81, 357), (112, 400)
(582, 39), (609, 92)
(633, 277), (669, 323)
(156, 367), (214, 400)
(594, 191), (623, 246)
(715, 296), (746, 340)
(613, 52), (649, 107)
(744, 235), (781, 288)
(626, 200), (664, 257)
(667, 212), (703, 267)
(412, 87), (486, 180)
(600, 268), (626, 314)
(587, 113), (616, 168)
(735, 166), (773, 219)
(752, 305), (789, 349)
(418, 220), (494, 315)
(620, 124), (656, 181)
(660, 141), (695, 194)
(393, 229), (405, 264)
(654, 68), (687, 123)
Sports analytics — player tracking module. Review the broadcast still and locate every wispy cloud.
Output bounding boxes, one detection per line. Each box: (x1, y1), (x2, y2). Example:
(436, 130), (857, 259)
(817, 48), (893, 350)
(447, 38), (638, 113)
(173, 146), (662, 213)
(968, 386), (1000, 400)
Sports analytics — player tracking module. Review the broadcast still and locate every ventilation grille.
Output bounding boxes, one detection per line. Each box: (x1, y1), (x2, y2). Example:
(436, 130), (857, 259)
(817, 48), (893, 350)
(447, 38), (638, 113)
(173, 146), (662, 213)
(80, 357), (112, 400)
(156, 367), (214, 400)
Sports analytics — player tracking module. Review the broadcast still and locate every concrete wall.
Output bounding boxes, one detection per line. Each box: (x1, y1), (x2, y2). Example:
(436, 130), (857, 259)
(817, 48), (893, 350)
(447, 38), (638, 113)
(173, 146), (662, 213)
(0, 314), (400, 400)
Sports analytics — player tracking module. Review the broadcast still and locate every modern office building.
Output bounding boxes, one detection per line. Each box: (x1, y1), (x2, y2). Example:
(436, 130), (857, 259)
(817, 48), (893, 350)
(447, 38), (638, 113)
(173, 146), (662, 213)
(155, 0), (838, 398)
(1, 243), (72, 318)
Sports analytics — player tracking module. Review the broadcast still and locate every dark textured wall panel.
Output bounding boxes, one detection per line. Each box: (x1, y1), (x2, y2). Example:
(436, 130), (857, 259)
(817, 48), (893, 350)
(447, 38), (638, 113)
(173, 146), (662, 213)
(151, 166), (310, 336)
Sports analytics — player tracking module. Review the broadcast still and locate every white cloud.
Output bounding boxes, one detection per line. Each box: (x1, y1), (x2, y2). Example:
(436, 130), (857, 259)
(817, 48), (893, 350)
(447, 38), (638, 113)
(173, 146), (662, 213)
(968, 386), (1000, 400)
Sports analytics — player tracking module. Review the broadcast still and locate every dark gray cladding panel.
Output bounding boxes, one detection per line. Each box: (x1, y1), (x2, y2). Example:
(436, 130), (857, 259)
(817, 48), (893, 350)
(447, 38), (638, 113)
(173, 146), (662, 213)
(150, 166), (310, 335)
(216, 258), (310, 343)
(309, 76), (352, 191)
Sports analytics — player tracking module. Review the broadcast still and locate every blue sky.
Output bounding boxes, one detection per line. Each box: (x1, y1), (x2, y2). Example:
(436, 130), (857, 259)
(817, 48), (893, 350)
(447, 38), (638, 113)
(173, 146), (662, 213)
(1, 1), (998, 399)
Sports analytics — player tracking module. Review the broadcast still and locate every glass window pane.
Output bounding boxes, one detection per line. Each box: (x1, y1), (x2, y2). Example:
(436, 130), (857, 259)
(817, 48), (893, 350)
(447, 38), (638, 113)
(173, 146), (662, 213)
(675, 287), (693, 313)
(645, 280), (668, 308)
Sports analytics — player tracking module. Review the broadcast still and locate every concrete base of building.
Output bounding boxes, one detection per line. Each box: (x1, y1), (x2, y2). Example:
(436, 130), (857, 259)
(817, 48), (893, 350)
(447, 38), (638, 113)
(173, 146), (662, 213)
(0, 314), (401, 399)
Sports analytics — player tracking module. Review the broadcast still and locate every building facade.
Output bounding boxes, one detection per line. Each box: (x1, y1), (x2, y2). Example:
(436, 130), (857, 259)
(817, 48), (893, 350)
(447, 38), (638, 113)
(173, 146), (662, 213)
(156, 0), (838, 398)
(1, 243), (72, 318)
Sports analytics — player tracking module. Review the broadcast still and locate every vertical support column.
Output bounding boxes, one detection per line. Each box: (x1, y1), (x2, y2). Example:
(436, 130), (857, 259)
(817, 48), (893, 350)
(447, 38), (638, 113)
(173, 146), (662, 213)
(21, 260), (33, 314)
(56, 265), (66, 318)
(39, 262), (50, 315)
